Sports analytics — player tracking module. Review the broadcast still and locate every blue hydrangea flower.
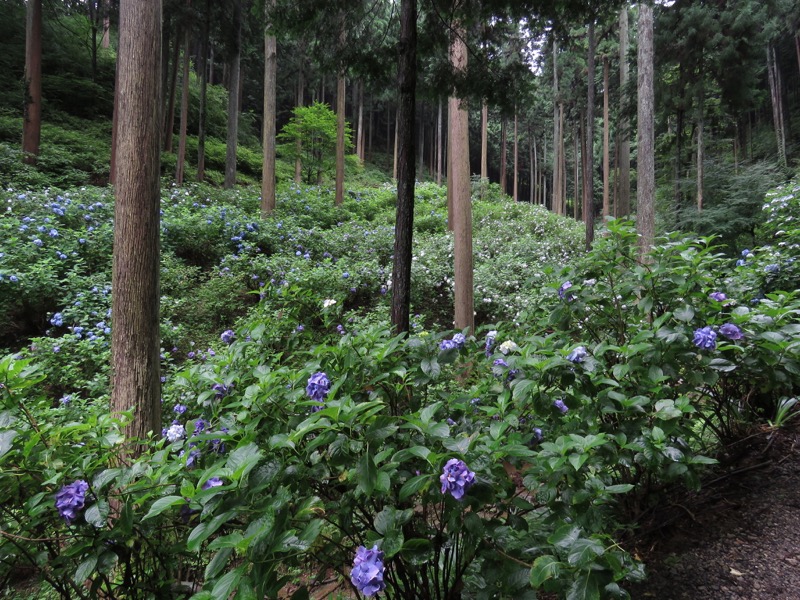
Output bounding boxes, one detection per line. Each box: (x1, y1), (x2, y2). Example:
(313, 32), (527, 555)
(55, 480), (89, 524)
(719, 323), (743, 340)
(567, 346), (588, 363)
(558, 280), (573, 301)
(709, 292), (727, 302)
(350, 545), (386, 597)
(59, 394), (72, 406)
(306, 372), (331, 410)
(532, 427), (543, 443)
(173, 403), (188, 415)
(50, 313), (64, 327)
(440, 339), (459, 351)
(193, 419), (208, 435)
(485, 330), (497, 356)
(553, 399), (569, 414)
(165, 421), (186, 442)
(202, 477), (223, 490)
(440, 458), (476, 500)
(220, 330), (235, 344)
(452, 333), (466, 347)
(693, 326), (717, 350)
(764, 264), (779, 274)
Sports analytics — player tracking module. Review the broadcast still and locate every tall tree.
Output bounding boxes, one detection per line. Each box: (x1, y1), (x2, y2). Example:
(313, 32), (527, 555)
(224, 0), (242, 189)
(617, 5), (630, 217)
(111, 0), (162, 446)
(602, 54), (610, 217)
(449, 23), (473, 333)
(636, 0), (655, 260)
(175, 2), (191, 185)
(391, 0), (416, 334)
(261, 0), (277, 216)
(583, 19), (596, 250)
(334, 13), (346, 206)
(196, 0), (210, 181)
(22, 0), (42, 164)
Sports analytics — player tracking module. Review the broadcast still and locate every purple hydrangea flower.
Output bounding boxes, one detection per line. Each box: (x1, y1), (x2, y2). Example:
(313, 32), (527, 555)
(55, 480), (89, 524)
(493, 358), (509, 368)
(173, 403), (188, 415)
(306, 372), (331, 410)
(485, 330), (497, 356)
(440, 458), (476, 500)
(452, 333), (466, 347)
(220, 330), (235, 344)
(693, 326), (717, 350)
(709, 292), (727, 302)
(719, 323), (743, 340)
(532, 427), (543, 443)
(165, 421), (186, 442)
(296, 325), (304, 332)
(212, 383), (231, 398)
(440, 339), (459, 351)
(194, 419), (208, 435)
(558, 280), (573, 301)
(350, 545), (386, 597)
(202, 477), (223, 490)
(567, 346), (588, 363)
(553, 399), (568, 414)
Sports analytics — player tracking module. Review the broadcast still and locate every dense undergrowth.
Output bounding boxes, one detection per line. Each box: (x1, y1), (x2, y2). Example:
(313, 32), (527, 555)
(1, 176), (799, 599)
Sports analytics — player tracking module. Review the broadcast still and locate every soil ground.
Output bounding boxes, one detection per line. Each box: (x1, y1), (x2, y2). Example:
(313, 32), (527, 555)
(626, 419), (800, 600)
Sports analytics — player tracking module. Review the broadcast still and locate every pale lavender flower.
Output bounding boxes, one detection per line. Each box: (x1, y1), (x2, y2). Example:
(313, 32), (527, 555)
(567, 346), (588, 363)
(553, 399), (568, 414)
(693, 326), (717, 350)
(440, 458), (475, 500)
(55, 480), (89, 524)
(719, 323), (743, 340)
(350, 545), (386, 597)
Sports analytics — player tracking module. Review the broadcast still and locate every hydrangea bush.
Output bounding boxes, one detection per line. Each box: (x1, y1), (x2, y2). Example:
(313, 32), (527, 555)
(1, 185), (799, 599)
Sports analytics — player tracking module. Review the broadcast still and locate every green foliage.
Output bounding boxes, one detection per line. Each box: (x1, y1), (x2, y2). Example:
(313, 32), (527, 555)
(277, 102), (352, 185)
(3, 180), (800, 599)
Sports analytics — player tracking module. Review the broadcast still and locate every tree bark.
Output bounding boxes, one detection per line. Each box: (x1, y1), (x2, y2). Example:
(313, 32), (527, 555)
(393, 108), (399, 179)
(22, 0), (42, 164)
(224, 0), (242, 189)
(529, 125), (535, 203)
(618, 6), (630, 217)
(500, 118), (507, 193)
(163, 26), (181, 152)
(767, 43), (787, 169)
(436, 98), (443, 185)
(513, 108), (519, 201)
(111, 0), (162, 448)
(295, 63), (305, 183)
(696, 105), (704, 211)
(449, 24), (473, 333)
(391, 0), (416, 335)
(637, 2), (655, 260)
(261, 0), (277, 216)
(175, 7), (191, 185)
(602, 55), (610, 218)
(574, 121), (580, 220)
(584, 20), (596, 250)
(196, 0), (209, 182)
(335, 72), (346, 205)
(552, 39), (561, 214)
(102, 0), (110, 49)
(480, 100), (488, 181)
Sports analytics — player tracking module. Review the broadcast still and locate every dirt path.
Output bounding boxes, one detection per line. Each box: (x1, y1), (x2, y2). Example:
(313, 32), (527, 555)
(627, 421), (800, 599)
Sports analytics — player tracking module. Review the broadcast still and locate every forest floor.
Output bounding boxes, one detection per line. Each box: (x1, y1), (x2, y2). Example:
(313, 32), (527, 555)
(626, 418), (800, 599)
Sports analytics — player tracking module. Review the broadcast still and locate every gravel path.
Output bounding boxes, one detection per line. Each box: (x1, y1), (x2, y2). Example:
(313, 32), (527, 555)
(628, 422), (800, 600)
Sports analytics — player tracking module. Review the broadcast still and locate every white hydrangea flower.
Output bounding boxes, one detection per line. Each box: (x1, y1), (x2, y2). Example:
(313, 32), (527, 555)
(499, 340), (519, 355)
(165, 423), (185, 443)
(323, 299), (337, 308)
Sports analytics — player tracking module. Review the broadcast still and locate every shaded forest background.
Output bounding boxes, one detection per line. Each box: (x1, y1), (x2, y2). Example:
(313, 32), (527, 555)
(1, 0), (799, 249)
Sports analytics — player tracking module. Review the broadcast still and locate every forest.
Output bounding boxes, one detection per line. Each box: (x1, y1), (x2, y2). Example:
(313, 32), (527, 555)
(1, 0), (799, 598)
